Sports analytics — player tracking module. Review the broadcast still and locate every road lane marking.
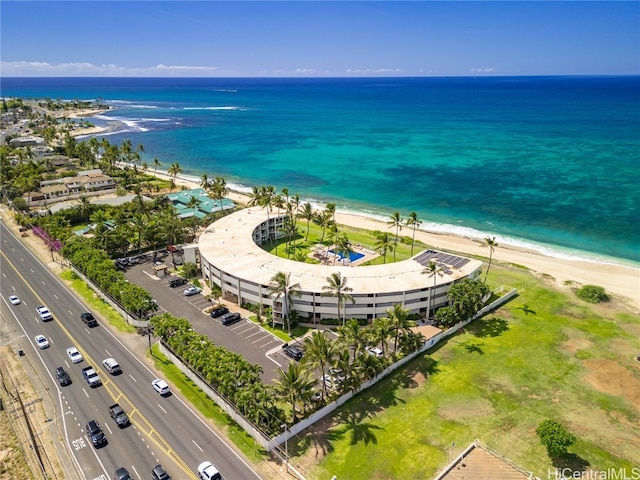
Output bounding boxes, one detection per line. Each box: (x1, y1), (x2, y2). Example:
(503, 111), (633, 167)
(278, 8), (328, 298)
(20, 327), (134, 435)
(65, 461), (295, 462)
(54, 294), (58, 300)
(104, 423), (113, 435)
(129, 374), (137, 382)
(157, 404), (167, 414)
(82, 388), (89, 398)
(192, 440), (204, 452)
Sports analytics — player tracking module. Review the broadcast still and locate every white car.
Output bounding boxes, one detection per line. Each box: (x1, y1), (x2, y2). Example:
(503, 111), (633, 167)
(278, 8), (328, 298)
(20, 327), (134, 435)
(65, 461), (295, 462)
(36, 305), (53, 321)
(152, 378), (170, 396)
(102, 357), (121, 374)
(197, 461), (222, 480)
(9, 295), (20, 305)
(35, 334), (50, 349)
(183, 286), (202, 297)
(66, 347), (83, 363)
(366, 346), (384, 358)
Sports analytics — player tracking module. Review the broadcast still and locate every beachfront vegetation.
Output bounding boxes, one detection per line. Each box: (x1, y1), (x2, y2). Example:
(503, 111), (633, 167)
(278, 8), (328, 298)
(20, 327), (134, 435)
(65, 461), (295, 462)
(575, 284), (610, 304)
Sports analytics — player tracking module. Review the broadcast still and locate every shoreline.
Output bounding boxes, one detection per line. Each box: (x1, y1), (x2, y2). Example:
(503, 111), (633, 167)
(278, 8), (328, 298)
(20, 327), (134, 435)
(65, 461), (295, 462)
(148, 168), (640, 311)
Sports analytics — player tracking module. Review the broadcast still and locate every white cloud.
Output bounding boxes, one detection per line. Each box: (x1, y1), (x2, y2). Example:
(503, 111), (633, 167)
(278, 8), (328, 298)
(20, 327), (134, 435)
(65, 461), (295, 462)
(345, 68), (404, 75)
(469, 67), (497, 74)
(0, 61), (219, 77)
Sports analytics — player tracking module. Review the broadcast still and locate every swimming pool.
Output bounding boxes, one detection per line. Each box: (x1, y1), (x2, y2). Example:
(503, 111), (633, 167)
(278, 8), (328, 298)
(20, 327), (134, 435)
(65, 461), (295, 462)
(329, 250), (365, 263)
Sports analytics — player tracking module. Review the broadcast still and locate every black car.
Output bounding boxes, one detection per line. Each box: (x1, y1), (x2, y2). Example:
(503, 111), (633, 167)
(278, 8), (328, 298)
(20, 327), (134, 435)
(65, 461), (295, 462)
(86, 420), (107, 447)
(55, 367), (71, 386)
(168, 277), (187, 288)
(210, 307), (229, 318)
(284, 345), (303, 361)
(80, 312), (98, 327)
(114, 468), (133, 480)
(220, 312), (241, 326)
(151, 464), (171, 480)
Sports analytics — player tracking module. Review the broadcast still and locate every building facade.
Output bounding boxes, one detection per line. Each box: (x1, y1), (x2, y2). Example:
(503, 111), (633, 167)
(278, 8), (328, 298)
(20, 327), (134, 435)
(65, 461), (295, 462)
(198, 207), (483, 321)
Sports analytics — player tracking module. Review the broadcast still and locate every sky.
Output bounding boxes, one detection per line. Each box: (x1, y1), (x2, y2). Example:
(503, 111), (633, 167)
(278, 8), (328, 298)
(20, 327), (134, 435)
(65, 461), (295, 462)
(1, 1), (638, 77)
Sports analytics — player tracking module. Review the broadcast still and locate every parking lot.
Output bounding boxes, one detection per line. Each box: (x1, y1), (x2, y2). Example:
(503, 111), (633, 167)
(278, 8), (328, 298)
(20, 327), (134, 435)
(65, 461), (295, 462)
(119, 252), (300, 384)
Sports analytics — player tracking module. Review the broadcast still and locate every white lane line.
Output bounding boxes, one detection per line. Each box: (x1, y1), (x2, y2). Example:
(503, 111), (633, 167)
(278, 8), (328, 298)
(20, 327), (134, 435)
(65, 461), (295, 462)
(104, 423), (113, 435)
(53, 294), (59, 300)
(245, 331), (263, 339)
(131, 466), (141, 479)
(30, 268), (34, 273)
(252, 335), (269, 344)
(192, 440), (204, 452)
(82, 388), (89, 398)
(41, 280), (46, 285)
(157, 403), (167, 414)
(128, 374), (137, 383)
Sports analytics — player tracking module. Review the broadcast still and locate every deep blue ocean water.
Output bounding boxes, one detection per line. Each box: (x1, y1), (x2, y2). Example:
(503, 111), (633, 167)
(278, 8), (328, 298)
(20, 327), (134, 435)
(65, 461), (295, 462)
(2, 76), (639, 265)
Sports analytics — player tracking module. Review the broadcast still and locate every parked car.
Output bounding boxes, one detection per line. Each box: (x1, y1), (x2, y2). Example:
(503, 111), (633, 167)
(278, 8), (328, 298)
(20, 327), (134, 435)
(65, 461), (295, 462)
(86, 420), (107, 447)
(283, 345), (303, 361)
(184, 286), (202, 296)
(56, 367), (71, 386)
(81, 312), (98, 327)
(152, 378), (170, 396)
(151, 464), (171, 480)
(103, 357), (121, 374)
(220, 312), (241, 326)
(197, 461), (222, 480)
(34, 334), (49, 349)
(365, 346), (384, 358)
(210, 307), (229, 318)
(9, 295), (20, 305)
(36, 305), (53, 321)
(67, 347), (83, 363)
(168, 277), (187, 288)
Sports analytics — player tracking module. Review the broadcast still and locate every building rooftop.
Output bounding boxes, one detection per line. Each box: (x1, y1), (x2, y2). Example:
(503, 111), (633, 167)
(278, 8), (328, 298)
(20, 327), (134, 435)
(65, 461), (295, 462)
(198, 207), (482, 295)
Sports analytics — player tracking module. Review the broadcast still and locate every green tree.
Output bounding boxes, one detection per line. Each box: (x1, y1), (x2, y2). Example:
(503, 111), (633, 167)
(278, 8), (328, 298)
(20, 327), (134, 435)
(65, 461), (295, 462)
(167, 162), (182, 191)
(299, 202), (314, 241)
(374, 230), (394, 264)
(405, 211), (422, 257)
(422, 260), (444, 320)
(387, 211), (403, 261)
(482, 236), (498, 284)
(267, 271), (301, 334)
(337, 318), (367, 362)
(536, 419), (577, 458)
(321, 272), (354, 326)
(273, 361), (316, 423)
(303, 331), (336, 400)
(575, 285), (609, 304)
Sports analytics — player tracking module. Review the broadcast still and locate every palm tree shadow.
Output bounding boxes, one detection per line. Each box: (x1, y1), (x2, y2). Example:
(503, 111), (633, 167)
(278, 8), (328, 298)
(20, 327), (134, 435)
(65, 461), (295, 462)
(470, 316), (509, 338)
(517, 303), (536, 315)
(461, 341), (484, 354)
(337, 409), (383, 446)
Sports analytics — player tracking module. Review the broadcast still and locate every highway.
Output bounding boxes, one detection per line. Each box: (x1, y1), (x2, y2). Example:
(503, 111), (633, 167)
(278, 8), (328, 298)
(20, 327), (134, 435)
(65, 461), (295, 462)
(0, 220), (263, 480)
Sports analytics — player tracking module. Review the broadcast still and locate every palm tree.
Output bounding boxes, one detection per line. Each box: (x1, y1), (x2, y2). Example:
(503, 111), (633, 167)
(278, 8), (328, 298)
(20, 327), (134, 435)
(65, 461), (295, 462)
(406, 212), (422, 257)
(267, 272), (301, 334)
(186, 195), (202, 219)
(335, 233), (352, 265)
(299, 203), (314, 241)
(273, 361), (316, 423)
(303, 331), (336, 400)
(482, 236), (498, 284)
(386, 304), (412, 351)
(370, 316), (393, 357)
(422, 260), (444, 320)
(78, 194), (91, 223)
(387, 211), (403, 261)
(152, 157), (161, 177)
(200, 174), (210, 190)
(167, 161), (182, 190)
(374, 231), (394, 264)
(314, 209), (334, 242)
(337, 318), (366, 362)
(210, 176), (229, 216)
(321, 272), (354, 326)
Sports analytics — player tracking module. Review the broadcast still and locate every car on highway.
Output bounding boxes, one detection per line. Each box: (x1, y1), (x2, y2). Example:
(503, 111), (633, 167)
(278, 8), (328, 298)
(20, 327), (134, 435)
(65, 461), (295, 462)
(36, 305), (53, 321)
(80, 311), (98, 327)
(151, 464), (171, 480)
(66, 347), (83, 363)
(152, 378), (170, 396)
(103, 357), (121, 374)
(197, 461), (222, 480)
(210, 306), (229, 318)
(86, 420), (107, 447)
(365, 346), (384, 357)
(183, 286), (202, 297)
(56, 367), (72, 386)
(34, 334), (49, 349)
(114, 468), (133, 480)
(9, 295), (20, 305)
(168, 277), (187, 288)
(284, 345), (303, 361)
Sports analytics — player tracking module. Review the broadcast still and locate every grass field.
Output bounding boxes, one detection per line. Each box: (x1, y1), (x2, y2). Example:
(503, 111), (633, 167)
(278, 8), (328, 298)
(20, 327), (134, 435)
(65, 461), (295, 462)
(295, 265), (640, 479)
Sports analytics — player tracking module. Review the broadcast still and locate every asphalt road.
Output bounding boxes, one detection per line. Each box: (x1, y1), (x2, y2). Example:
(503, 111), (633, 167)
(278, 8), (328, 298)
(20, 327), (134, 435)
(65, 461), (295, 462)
(0, 221), (263, 480)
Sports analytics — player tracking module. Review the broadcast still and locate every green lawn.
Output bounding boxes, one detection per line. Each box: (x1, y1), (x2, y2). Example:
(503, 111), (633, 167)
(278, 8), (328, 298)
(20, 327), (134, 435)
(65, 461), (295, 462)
(298, 266), (640, 479)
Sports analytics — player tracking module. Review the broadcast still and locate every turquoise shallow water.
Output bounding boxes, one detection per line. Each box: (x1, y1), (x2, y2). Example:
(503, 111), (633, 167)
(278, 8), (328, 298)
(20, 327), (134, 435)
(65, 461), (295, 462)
(2, 76), (639, 265)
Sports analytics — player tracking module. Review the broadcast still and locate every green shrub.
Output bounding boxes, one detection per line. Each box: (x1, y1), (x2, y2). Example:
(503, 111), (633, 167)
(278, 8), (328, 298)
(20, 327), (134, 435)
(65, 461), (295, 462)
(575, 285), (609, 304)
(536, 419), (577, 458)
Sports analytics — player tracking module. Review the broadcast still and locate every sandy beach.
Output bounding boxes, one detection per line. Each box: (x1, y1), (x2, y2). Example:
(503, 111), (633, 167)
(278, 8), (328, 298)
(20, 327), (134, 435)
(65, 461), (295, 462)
(151, 169), (640, 311)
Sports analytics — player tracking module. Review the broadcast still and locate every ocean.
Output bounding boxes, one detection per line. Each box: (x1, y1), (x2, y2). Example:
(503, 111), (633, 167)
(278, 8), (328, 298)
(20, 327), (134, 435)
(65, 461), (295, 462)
(2, 76), (639, 266)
